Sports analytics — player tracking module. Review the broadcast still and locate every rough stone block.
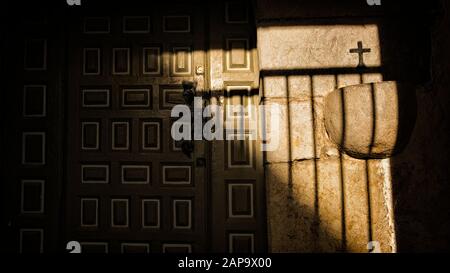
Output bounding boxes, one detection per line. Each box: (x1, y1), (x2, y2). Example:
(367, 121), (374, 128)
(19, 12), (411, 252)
(266, 162), (316, 252)
(288, 75), (313, 100)
(263, 76), (287, 98)
(258, 25), (381, 70)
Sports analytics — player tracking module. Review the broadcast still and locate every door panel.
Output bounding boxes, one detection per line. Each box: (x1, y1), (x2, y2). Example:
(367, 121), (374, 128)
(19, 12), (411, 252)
(208, 1), (267, 252)
(65, 3), (208, 253)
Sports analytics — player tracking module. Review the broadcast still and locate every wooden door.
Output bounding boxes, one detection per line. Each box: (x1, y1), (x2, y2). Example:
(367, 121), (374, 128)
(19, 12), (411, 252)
(65, 2), (208, 253)
(208, 0), (267, 253)
(1, 0), (266, 254)
(1, 4), (66, 254)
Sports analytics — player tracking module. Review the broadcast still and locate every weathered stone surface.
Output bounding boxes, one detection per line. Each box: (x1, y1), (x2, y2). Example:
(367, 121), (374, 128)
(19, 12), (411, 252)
(258, 24), (381, 70)
(361, 73), (384, 85)
(256, 0), (444, 253)
(367, 159), (397, 253)
(266, 162), (317, 252)
(258, 16), (398, 253)
(324, 81), (417, 159)
(263, 76), (287, 98)
(264, 98), (338, 162)
(315, 158), (343, 252)
(266, 156), (396, 253)
(264, 100), (315, 162)
(312, 75), (337, 97)
(288, 75), (313, 100)
(336, 74), (364, 89)
(340, 155), (370, 253)
(341, 156), (396, 253)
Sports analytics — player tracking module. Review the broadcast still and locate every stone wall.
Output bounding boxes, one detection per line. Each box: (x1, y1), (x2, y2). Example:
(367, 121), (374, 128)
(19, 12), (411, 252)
(389, 1), (450, 252)
(256, 0), (447, 252)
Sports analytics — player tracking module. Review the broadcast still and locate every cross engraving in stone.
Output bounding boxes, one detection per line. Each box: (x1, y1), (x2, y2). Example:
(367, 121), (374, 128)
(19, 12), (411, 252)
(349, 41), (371, 68)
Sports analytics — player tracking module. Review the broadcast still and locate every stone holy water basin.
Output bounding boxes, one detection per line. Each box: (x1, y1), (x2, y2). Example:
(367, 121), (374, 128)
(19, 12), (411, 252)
(324, 81), (417, 159)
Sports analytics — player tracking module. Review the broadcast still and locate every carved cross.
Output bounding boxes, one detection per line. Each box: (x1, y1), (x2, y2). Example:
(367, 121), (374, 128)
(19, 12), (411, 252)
(349, 41), (371, 68)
